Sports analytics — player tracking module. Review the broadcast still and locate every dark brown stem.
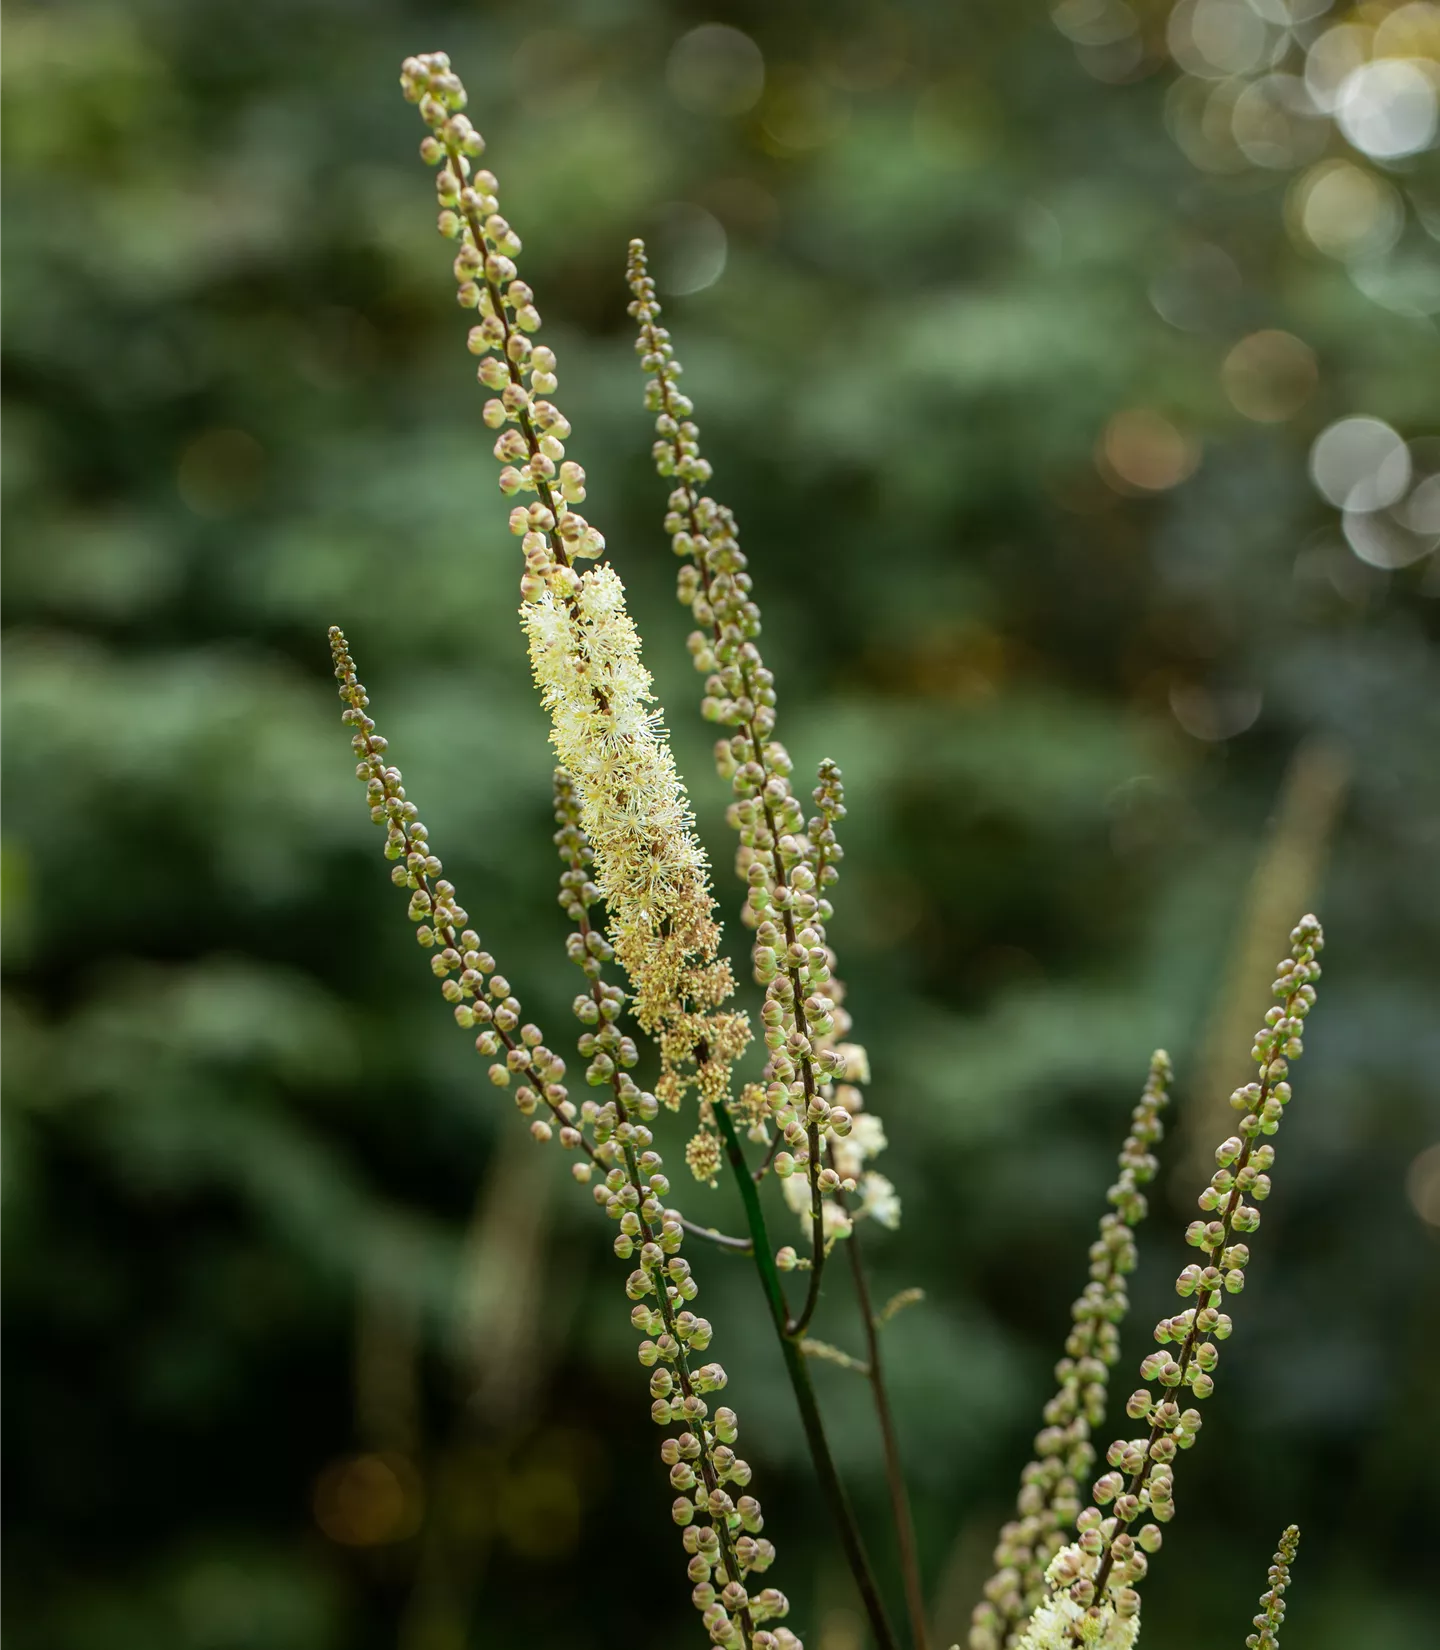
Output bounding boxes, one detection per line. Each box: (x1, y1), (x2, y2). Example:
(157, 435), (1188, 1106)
(787, 1111), (827, 1338)
(846, 1219), (929, 1650)
(752, 1131), (783, 1183)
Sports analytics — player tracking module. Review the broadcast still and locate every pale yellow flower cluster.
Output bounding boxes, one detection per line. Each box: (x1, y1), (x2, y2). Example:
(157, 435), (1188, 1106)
(523, 564), (749, 1113)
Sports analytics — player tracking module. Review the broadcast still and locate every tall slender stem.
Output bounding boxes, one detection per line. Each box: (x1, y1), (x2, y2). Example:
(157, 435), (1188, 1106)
(845, 1222), (928, 1650)
(715, 1103), (901, 1650)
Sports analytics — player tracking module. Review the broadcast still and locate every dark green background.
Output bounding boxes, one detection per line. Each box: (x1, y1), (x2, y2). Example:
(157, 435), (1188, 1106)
(4, 2), (1438, 1647)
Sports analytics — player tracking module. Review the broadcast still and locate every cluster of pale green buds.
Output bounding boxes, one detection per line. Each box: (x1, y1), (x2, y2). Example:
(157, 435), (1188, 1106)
(332, 627), (585, 1155)
(401, 52), (603, 601)
(626, 243), (896, 1257)
(1246, 1525), (1299, 1649)
(1061, 918), (1322, 1632)
(972, 1053), (1171, 1650)
(551, 770), (798, 1650)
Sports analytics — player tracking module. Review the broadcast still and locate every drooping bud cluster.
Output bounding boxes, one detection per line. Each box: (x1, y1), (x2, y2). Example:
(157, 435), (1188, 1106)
(551, 769), (799, 1650)
(1246, 1525), (1299, 1649)
(1019, 919), (1323, 1647)
(401, 51), (604, 596)
(330, 626), (586, 1154)
(525, 566), (750, 1122)
(972, 1052), (1172, 1650)
(626, 242), (896, 1278)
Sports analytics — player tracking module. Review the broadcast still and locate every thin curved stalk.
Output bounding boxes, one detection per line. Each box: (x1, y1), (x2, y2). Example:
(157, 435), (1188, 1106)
(845, 1221), (928, 1650)
(678, 1215), (754, 1254)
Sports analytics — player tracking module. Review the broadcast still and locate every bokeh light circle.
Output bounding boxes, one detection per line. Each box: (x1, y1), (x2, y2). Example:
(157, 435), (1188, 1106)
(666, 24), (765, 116)
(1289, 159), (1405, 261)
(1336, 58), (1439, 159)
(1342, 507), (1438, 568)
(1051, 0), (1139, 46)
(1231, 73), (1328, 169)
(1169, 0), (1271, 80)
(649, 202), (728, 296)
(1304, 23), (1373, 114)
(1374, 2), (1440, 60)
(1168, 681), (1263, 740)
(1349, 249), (1440, 317)
(1399, 470), (1440, 535)
(1220, 329), (1318, 421)
(1248, 0), (1334, 24)
(1309, 416), (1411, 510)
(1100, 409), (1201, 491)
(1149, 241), (1243, 331)
(1407, 1141), (1440, 1229)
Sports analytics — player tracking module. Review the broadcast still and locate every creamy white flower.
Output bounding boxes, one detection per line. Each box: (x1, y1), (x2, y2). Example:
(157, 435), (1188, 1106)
(781, 1163), (854, 1243)
(833, 1043), (870, 1083)
(859, 1171), (901, 1230)
(524, 565), (748, 1105)
(852, 1113), (887, 1158)
(830, 1110), (886, 1181)
(1015, 1546), (1140, 1650)
(781, 1171), (811, 1218)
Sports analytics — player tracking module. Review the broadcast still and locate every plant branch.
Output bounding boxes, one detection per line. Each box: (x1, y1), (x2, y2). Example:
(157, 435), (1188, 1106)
(678, 1216), (754, 1255)
(846, 1217), (929, 1650)
(801, 1338), (870, 1376)
(714, 1102), (901, 1650)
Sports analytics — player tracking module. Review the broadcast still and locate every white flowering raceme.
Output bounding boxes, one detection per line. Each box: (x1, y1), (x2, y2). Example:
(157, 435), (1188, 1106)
(859, 1171), (901, 1230)
(1014, 1546), (1140, 1650)
(828, 1077), (902, 1232)
(782, 1171), (855, 1241)
(830, 1110), (887, 1182)
(833, 1043), (871, 1084)
(524, 565), (749, 1110)
(524, 567), (707, 922)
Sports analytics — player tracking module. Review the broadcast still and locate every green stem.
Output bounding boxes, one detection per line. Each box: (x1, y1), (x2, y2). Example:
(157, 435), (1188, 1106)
(715, 1104), (900, 1650)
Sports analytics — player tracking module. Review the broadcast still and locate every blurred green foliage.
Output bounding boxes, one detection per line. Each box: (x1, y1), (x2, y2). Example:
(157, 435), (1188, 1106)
(3, 2), (1438, 1648)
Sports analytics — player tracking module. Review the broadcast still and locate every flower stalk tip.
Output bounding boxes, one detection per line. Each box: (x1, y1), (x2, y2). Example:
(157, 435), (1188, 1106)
(1245, 1525), (1299, 1650)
